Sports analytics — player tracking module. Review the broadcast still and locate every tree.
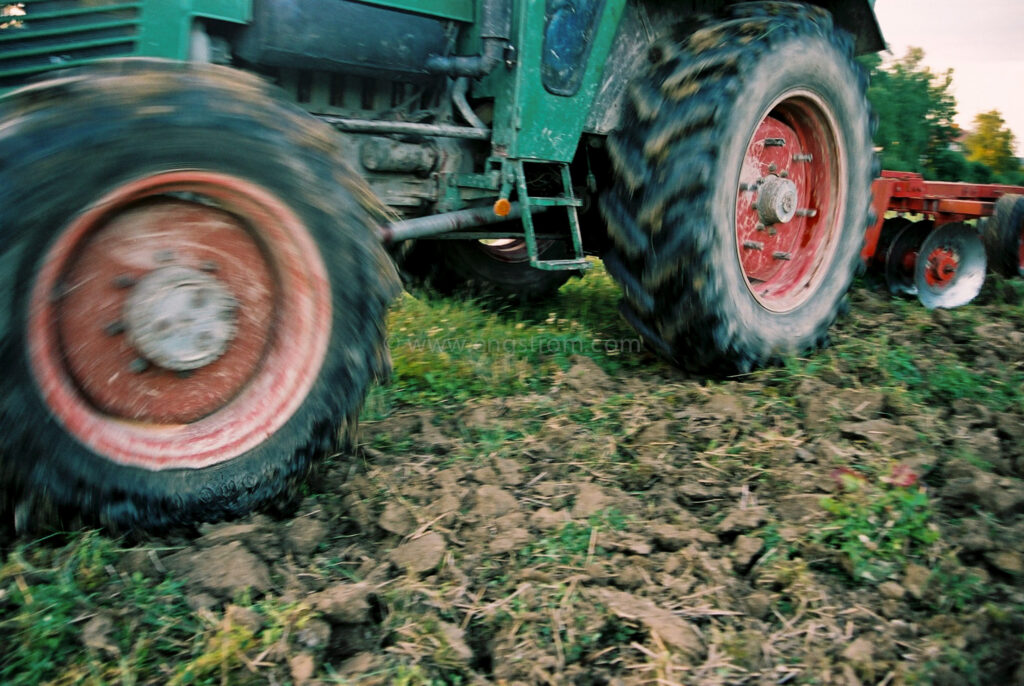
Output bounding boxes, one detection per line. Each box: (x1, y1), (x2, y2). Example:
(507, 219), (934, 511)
(964, 110), (1020, 176)
(860, 48), (959, 179)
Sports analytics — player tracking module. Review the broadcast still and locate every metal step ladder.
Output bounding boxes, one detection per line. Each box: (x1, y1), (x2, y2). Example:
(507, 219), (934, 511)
(513, 160), (590, 272)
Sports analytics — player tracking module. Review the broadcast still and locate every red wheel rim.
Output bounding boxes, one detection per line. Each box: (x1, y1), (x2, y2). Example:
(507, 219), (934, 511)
(27, 171), (331, 470)
(735, 90), (845, 312)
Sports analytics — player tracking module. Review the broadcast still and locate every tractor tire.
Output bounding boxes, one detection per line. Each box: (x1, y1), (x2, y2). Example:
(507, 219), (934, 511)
(983, 194), (1024, 277)
(0, 60), (399, 531)
(402, 236), (574, 301)
(601, 2), (874, 372)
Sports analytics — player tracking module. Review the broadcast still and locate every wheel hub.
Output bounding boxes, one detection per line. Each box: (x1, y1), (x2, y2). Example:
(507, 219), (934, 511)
(923, 247), (959, 288)
(123, 265), (238, 371)
(756, 175), (799, 226)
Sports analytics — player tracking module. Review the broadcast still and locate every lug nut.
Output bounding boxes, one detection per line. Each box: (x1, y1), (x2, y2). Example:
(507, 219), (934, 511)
(755, 223), (765, 232)
(200, 260), (219, 273)
(768, 163), (778, 173)
(793, 153), (813, 162)
(765, 138), (785, 147)
(773, 251), (792, 261)
(796, 208), (817, 217)
(743, 241), (764, 251)
(113, 274), (136, 289)
(104, 320), (126, 336)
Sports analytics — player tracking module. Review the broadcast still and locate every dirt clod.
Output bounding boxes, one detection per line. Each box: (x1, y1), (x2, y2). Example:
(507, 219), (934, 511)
(594, 588), (705, 661)
(284, 516), (326, 555)
(163, 542), (272, 597)
(389, 532), (446, 574)
(312, 583), (372, 623)
(571, 482), (609, 518)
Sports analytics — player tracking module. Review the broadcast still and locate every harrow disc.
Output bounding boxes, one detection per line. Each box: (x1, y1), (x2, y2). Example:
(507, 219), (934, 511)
(883, 220), (933, 295)
(914, 222), (986, 309)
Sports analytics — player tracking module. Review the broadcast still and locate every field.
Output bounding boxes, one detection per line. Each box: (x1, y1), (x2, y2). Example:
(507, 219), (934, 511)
(2, 264), (1024, 685)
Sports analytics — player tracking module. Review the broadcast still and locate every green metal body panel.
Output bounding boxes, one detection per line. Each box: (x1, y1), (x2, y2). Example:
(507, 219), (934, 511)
(192, 0), (251, 23)
(139, 0), (249, 59)
(356, 0), (474, 22)
(489, 0), (627, 162)
(0, 0), (249, 87)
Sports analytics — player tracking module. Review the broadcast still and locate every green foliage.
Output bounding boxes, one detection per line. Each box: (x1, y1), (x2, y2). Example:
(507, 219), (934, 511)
(0, 532), (201, 686)
(860, 48), (959, 178)
(965, 110), (1021, 176)
(861, 49), (1021, 183)
(816, 471), (940, 582)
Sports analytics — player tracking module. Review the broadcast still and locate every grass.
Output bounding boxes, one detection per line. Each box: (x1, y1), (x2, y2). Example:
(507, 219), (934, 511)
(369, 262), (647, 409)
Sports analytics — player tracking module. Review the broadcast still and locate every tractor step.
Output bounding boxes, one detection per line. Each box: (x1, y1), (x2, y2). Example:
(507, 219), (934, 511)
(513, 160), (590, 272)
(532, 258), (590, 269)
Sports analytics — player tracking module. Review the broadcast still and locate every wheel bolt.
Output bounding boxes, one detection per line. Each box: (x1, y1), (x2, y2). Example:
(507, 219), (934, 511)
(793, 153), (813, 162)
(113, 274), (136, 289)
(104, 320), (126, 336)
(773, 251), (792, 261)
(765, 138), (785, 147)
(743, 241), (764, 251)
(780, 170), (789, 178)
(200, 260), (219, 273)
(129, 358), (149, 373)
(796, 208), (817, 218)
(768, 163), (778, 173)
(755, 223), (765, 232)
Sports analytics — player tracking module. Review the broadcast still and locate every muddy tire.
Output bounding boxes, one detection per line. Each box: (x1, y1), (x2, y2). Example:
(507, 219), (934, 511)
(983, 194), (1024, 278)
(0, 60), (399, 531)
(601, 2), (873, 372)
(402, 237), (574, 300)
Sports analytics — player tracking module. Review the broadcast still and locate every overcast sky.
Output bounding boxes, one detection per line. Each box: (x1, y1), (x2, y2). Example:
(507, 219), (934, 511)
(873, 0), (1024, 156)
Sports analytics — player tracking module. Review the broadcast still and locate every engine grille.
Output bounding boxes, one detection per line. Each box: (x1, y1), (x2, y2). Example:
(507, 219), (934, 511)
(0, 1), (142, 90)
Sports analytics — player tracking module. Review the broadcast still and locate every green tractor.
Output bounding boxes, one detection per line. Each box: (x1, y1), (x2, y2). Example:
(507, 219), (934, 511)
(0, 0), (883, 529)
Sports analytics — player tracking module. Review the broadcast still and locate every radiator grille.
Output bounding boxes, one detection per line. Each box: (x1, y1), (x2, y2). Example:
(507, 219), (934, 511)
(0, 1), (142, 89)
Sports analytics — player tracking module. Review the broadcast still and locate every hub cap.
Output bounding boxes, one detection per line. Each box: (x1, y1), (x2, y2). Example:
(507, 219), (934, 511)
(123, 266), (239, 371)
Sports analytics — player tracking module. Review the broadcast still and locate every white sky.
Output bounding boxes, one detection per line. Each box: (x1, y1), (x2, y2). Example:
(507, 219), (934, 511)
(873, 0), (1024, 156)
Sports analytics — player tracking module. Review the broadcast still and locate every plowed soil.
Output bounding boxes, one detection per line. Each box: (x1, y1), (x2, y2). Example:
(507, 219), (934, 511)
(4, 277), (1024, 686)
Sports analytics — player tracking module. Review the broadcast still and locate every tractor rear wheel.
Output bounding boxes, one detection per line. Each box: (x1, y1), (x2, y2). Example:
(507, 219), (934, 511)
(0, 60), (399, 531)
(602, 2), (873, 372)
(983, 194), (1024, 278)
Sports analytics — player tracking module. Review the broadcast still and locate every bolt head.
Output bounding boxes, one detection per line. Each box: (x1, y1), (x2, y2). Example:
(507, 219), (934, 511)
(113, 274), (136, 289)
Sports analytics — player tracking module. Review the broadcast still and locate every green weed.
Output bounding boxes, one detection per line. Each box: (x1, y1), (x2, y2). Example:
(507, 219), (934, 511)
(815, 468), (940, 583)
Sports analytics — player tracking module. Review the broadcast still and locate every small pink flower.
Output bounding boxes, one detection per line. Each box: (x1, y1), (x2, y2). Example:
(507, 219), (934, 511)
(884, 464), (919, 488)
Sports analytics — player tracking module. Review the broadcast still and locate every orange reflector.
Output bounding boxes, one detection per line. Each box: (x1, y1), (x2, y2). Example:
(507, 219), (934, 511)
(493, 198), (512, 217)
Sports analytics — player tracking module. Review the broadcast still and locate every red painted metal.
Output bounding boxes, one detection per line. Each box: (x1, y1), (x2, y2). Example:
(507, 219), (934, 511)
(922, 246), (959, 288)
(863, 171), (1024, 263)
(27, 171), (332, 471)
(735, 93), (842, 313)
